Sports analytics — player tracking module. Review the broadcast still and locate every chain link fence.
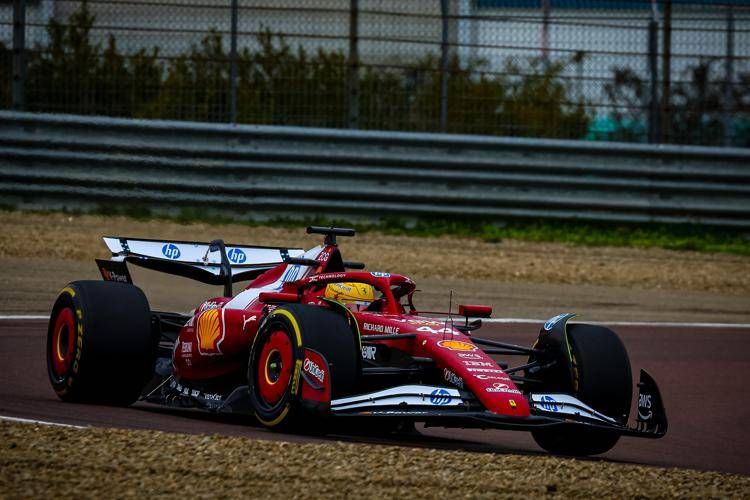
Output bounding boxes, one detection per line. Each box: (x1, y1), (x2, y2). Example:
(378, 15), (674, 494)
(2, 0), (749, 146)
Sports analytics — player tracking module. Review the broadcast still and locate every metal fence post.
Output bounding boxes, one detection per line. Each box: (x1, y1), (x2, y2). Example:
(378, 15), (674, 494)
(12, 0), (26, 111)
(347, 0), (359, 129)
(648, 18), (659, 143)
(229, 0), (238, 124)
(660, 0), (672, 143)
(723, 6), (735, 147)
(541, 0), (550, 62)
(439, 0), (449, 132)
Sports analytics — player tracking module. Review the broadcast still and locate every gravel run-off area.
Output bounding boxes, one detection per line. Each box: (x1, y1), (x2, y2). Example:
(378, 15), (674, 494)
(2, 421), (749, 499)
(2, 211), (749, 322)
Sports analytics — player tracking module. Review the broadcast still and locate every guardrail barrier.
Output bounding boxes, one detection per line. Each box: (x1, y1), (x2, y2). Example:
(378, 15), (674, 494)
(1, 111), (749, 228)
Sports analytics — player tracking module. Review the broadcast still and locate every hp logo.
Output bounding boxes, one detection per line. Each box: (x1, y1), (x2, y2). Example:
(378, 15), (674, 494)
(227, 248), (247, 264)
(540, 395), (559, 412)
(161, 243), (181, 260)
(429, 388), (452, 406)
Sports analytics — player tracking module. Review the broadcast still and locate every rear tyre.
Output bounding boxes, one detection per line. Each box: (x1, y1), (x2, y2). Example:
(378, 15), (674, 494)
(532, 324), (632, 456)
(47, 281), (156, 406)
(248, 304), (358, 430)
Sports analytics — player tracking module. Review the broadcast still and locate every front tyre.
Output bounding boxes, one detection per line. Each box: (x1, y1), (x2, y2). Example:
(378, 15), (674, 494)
(47, 281), (156, 405)
(532, 324), (632, 456)
(248, 304), (358, 430)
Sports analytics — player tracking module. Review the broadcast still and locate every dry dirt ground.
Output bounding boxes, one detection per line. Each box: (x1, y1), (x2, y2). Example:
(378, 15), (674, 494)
(1, 211), (749, 322)
(1, 421), (748, 499)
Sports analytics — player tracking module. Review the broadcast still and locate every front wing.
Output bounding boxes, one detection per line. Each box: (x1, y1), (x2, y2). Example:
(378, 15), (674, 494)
(328, 369), (667, 439)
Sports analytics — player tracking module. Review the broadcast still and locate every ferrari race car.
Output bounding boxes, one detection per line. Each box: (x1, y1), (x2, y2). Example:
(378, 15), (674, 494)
(47, 226), (667, 455)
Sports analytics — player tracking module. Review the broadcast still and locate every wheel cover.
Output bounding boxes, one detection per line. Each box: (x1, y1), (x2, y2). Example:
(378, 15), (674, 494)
(256, 329), (294, 406)
(50, 307), (75, 378)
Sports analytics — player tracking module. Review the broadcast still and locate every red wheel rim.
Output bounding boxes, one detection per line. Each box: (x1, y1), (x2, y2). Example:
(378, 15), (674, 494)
(256, 329), (294, 406)
(51, 308), (75, 378)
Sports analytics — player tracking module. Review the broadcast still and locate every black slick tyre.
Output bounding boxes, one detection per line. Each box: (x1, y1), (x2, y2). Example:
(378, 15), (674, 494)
(248, 304), (358, 430)
(47, 280), (156, 405)
(532, 324), (632, 456)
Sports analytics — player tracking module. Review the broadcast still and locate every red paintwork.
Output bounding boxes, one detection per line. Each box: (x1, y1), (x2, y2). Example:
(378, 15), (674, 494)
(50, 307), (75, 377)
(458, 304), (493, 318)
(171, 242), (530, 417)
(256, 329), (293, 406)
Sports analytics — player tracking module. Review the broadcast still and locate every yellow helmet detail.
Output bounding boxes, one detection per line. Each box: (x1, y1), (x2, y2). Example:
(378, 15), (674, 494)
(324, 282), (374, 308)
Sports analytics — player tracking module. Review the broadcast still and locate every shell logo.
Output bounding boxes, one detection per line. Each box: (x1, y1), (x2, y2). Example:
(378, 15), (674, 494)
(437, 340), (477, 352)
(197, 308), (224, 355)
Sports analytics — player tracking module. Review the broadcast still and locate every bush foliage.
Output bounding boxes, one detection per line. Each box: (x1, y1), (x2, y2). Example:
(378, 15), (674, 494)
(1, 2), (589, 139)
(604, 61), (750, 146)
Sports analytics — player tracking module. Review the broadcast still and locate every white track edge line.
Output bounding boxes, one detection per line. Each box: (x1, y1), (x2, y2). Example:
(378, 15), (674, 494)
(2, 314), (748, 329)
(0, 415), (86, 429)
(483, 318), (750, 328)
(0, 315), (49, 320)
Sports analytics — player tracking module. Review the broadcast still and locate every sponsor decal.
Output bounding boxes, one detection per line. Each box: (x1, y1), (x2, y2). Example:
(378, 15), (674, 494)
(437, 340), (477, 351)
(162, 243), (181, 260)
(362, 323), (400, 334)
(227, 248), (247, 264)
(457, 352), (482, 359)
(281, 264), (302, 282)
(242, 314), (256, 331)
(101, 269), (129, 283)
(303, 357), (325, 384)
(196, 308), (224, 355)
(417, 326), (457, 335)
(543, 313), (569, 331)
(361, 345), (377, 361)
(486, 382), (522, 394)
(199, 301), (222, 312)
(407, 319), (444, 327)
(181, 342), (192, 354)
(540, 395), (559, 412)
(474, 374), (511, 381)
(462, 361), (494, 367)
(509, 399), (517, 408)
(443, 368), (464, 389)
(429, 388), (452, 405)
(72, 309), (83, 375)
(169, 380), (222, 401)
(638, 393), (653, 420)
(308, 272), (346, 283)
(466, 368), (506, 373)
(291, 359), (302, 395)
(370, 272), (391, 278)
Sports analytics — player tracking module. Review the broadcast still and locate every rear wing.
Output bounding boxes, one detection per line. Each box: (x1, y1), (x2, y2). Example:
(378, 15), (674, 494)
(99, 236), (304, 288)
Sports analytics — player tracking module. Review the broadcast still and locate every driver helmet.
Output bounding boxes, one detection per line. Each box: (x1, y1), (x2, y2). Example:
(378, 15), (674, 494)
(324, 282), (375, 311)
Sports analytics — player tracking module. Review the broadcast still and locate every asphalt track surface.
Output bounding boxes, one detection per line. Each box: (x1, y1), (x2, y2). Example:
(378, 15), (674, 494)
(2, 318), (748, 476)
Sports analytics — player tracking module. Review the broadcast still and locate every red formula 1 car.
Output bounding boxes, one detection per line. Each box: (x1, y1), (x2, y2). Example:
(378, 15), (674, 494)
(47, 226), (666, 455)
